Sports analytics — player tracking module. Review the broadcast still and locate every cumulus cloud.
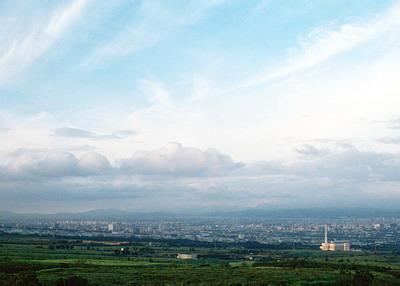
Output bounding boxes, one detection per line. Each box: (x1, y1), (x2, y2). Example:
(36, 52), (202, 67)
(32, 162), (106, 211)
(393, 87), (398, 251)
(290, 149), (400, 182)
(77, 152), (111, 175)
(120, 142), (243, 176)
(2, 150), (111, 178)
(386, 118), (400, 129)
(0, 143), (243, 179)
(379, 137), (400, 144)
(53, 127), (135, 140)
(5, 150), (78, 177)
(1, 143), (400, 211)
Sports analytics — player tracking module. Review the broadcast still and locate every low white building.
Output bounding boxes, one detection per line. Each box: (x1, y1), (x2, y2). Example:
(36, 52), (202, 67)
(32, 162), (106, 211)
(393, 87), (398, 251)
(177, 253), (198, 260)
(320, 241), (350, 251)
(320, 224), (350, 252)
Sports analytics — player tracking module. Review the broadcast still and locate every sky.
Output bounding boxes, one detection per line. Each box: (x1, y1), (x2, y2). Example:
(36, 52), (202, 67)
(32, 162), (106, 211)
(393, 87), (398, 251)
(1, 0), (400, 213)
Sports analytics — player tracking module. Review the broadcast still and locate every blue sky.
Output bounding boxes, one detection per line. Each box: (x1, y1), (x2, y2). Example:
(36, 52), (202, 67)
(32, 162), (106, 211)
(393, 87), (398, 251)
(1, 0), (400, 212)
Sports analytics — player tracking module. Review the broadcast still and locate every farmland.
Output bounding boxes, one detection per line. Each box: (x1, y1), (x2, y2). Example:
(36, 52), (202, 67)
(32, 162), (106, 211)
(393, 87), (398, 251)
(1, 234), (400, 285)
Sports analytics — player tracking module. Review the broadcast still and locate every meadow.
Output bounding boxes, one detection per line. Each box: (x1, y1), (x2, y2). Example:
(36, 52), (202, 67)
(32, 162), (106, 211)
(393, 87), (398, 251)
(0, 234), (399, 285)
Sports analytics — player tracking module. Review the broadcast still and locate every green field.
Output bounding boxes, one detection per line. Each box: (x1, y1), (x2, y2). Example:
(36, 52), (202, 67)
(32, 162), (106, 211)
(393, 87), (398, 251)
(0, 234), (400, 285)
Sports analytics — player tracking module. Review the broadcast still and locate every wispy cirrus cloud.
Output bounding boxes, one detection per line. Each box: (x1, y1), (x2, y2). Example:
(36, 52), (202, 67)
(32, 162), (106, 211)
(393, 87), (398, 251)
(82, 0), (225, 67)
(223, 1), (400, 93)
(0, 0), (88, 85)
(53, 127), (135, 140)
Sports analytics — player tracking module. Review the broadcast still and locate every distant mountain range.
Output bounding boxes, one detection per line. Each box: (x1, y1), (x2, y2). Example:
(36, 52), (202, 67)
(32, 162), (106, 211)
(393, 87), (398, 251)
(0, 207), (399, 221)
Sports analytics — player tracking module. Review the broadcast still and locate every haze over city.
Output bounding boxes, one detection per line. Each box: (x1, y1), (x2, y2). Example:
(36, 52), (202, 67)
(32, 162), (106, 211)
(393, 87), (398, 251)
(1, 0), (400, 213)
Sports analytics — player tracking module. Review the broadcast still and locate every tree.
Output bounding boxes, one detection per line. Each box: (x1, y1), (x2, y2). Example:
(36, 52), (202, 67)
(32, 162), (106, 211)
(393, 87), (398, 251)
(6, 271), (41, 286)
(55, 276), (89, 286)
(353, 271), (373, 286)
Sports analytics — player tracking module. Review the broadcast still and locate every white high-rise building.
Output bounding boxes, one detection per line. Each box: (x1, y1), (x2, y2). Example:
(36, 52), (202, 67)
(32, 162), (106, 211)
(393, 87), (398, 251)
(108, 223), (114, 232)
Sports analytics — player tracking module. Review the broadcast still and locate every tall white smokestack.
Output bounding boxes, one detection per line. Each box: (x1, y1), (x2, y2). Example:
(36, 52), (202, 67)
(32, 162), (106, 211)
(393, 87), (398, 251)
(324, 224), (328, 243)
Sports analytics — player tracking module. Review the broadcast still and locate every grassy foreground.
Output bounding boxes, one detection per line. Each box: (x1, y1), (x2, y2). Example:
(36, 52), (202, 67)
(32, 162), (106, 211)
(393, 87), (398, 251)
(0, 234), (399, 285)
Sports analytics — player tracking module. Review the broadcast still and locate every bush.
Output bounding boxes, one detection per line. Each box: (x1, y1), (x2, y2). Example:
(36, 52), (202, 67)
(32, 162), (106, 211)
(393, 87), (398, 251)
(1, 271), (41, 286)
(353, 271), (373, 286)
(55, 276), (89, 286)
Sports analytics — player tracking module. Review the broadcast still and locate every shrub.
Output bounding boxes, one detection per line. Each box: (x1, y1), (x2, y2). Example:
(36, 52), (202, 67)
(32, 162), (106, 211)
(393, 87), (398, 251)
(55, 276), (89, 286)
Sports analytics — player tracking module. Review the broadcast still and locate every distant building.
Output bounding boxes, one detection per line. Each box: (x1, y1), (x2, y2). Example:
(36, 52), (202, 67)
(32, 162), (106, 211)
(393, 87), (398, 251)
(177, 253), (198, 260)
(320, 224), (350, 251)
(108, 223), (114, 232)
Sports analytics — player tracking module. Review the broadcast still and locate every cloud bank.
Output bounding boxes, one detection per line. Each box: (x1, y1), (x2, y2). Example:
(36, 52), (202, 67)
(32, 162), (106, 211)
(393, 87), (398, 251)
(1, 143), (400, 212)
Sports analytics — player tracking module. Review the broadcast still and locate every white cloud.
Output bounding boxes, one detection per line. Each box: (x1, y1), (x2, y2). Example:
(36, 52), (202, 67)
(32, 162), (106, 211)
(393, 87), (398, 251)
(45, 0), (87, 39)
(3, 150), (111, 178)
(83, 0), (224, 66)
(77, 152), (111, 175)
(139, 79), (172, 106)
(224, 1), (400, 92)
(120, 142), (243, 176)
(0, 117), (9, 132)
(6, 150), (78, 177)
(295, 144), (331, 157)
(1, 143), (400, 211)
(53, 127), (136, 140)
(0, 0), (88, 85)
